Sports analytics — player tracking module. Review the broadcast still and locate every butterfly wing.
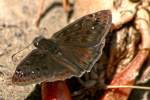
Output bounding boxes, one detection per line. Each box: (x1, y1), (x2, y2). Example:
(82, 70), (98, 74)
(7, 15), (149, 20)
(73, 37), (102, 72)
(59, 39), (106, 73)
(12, 10), (112, 85)
(12, 49), (83, 85)
(53, 10), (111, 74)
(52, 10), (112, 47)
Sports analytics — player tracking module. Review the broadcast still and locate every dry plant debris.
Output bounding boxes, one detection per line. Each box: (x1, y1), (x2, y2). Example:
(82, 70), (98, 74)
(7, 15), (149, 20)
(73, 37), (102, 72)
(0, 0), (149, 100)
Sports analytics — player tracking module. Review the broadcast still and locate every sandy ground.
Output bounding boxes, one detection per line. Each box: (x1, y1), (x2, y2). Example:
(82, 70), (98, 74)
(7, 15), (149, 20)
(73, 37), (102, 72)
(1, 0), (150, 100)
(0, 0), (70, 99)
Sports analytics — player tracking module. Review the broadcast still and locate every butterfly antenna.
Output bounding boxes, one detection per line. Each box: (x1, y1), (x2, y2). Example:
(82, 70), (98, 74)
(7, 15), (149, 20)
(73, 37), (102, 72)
(11, 43), (32, 62)
(106, 85), (150, 90)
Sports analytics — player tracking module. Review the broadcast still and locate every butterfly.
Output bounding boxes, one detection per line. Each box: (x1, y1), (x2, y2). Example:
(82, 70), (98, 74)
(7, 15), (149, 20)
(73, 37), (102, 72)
(12, 10), (112, 85)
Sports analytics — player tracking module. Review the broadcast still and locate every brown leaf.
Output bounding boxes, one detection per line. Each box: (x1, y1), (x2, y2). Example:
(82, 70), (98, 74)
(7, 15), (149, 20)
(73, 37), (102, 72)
(101, 50), (149, 100)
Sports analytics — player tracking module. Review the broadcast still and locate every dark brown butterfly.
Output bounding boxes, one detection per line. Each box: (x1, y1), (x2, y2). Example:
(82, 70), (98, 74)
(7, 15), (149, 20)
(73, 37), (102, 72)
(12, 10), (112, 85)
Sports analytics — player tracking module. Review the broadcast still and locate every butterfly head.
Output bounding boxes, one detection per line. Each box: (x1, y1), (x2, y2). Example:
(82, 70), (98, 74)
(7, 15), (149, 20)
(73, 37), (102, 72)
(33, 35), (45, 47)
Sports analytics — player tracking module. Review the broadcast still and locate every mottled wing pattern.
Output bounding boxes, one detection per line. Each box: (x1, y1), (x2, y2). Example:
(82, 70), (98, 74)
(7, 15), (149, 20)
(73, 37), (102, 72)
(59, 40), (105, 73)
(12, 10), (112, 85)
(12, 49), (83, 85)
(52, 10), (112, 47)
(53, 10), (111, 73)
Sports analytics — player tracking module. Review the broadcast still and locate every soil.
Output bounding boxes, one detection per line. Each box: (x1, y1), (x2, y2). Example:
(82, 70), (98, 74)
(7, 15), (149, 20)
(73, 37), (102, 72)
(0, 0), (69, 99)
(0, 0), (150, 100)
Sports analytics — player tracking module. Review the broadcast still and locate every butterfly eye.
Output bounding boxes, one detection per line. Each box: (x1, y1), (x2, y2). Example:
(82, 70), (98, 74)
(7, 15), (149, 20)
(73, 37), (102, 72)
(33, 36), (45, 47)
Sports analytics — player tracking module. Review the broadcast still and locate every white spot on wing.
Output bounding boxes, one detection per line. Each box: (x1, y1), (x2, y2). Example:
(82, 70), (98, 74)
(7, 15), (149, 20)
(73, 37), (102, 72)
(91, 26), (95, 30)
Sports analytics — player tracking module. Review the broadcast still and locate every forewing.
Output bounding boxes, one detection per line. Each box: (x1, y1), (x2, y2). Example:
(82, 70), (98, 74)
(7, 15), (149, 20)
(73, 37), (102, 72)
(12, 49), (83, 85)
(52, 10), (112, 47)
(59, 39), (105, 73)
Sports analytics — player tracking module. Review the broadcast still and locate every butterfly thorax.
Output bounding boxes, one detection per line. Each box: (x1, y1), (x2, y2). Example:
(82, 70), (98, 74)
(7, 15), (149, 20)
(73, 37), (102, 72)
(33, 36), (60, 54)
